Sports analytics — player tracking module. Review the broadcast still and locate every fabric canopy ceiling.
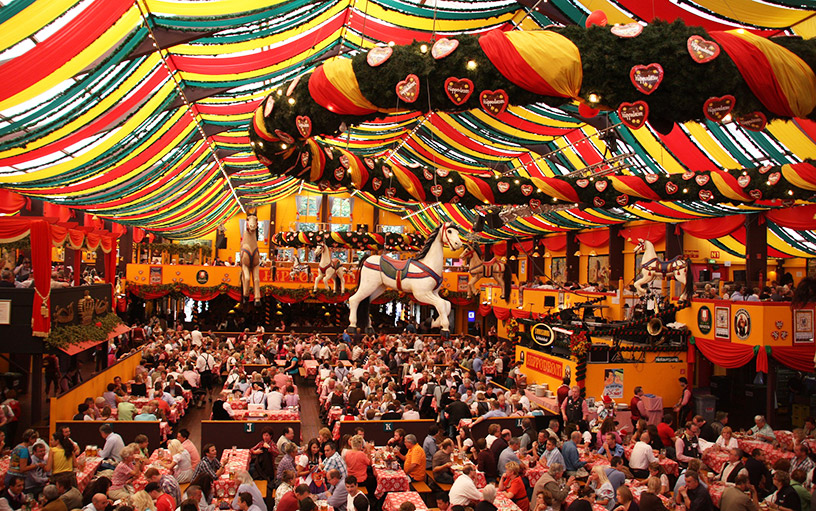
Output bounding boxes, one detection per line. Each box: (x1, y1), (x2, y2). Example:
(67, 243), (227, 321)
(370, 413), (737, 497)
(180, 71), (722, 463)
(1, 0), (816, 240)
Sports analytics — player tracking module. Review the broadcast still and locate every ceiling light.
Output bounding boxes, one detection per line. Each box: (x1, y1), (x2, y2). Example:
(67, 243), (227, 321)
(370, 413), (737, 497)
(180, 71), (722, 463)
(467, 60), (477, 70)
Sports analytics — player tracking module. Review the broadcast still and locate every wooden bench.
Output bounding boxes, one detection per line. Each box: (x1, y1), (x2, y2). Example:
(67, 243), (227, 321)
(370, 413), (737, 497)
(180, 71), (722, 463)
(426, 471), (451, 491)
(412, 481), (433, 493)
(298, 368), (307, 378)
(255, 480), (267, 497)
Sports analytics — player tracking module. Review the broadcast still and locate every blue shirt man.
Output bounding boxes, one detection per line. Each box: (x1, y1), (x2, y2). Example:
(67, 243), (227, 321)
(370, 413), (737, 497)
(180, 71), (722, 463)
(562, 432), (586, 473)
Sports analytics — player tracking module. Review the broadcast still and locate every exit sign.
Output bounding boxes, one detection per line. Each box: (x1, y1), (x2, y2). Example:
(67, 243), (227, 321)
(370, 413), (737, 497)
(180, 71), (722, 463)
(710, 251), (720, 258)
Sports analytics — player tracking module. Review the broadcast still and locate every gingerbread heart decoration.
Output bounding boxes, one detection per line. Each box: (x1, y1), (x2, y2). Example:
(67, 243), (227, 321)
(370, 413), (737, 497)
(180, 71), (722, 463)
(703, 95), (735, 122)
(698, 190), (713, 201)
(364, 158), (375, 170)
(737, 175), (750, 188)
(423, 168), (433, 180)
(324, 146), (334, 159)
(338, 155), (349, 169)
(749, 189), (763, 200)
(687, 35), (720, 63)
(275, 130), (295, 144)
(629, 63), (664, 95)
(611, 23), (643, 38)
(759, 165), (773, 174)
(737, 112), (767, 132)
(497, 182), (510, 193)
(436, 168), (449, 177)
(445, 77), (474, 105)
(521, 184), (533, 196)
(595, 180), (608, 192)
(665, 182), (678, 194)
(264, 98), (275, 117)
(385, 187), (396, 198)
(617, 101), (648, 129)
(616, 194), (629, 206)
(645, 174), (659, 184)
(396, 74), (420, 103)
(480, 89), (508, 116)
(529, 199), (541, 210)
(258, 154), (272, 166)
(455, 185), (466, 197)
(450, 196), (460, 204)
(695, 174), (710, 186)
(768, 172), (781, 185)
(775, 320), (784, 330)
(682, 170), (695, 181)
(430, 185), (443, 197)
(382, 166), (393, 178)
(334, 168), (346, 181)
(781, 331), (789, 340)
(318, 181), (329, 191)
(286, 75), (302, 97)
(772, 331), (780, 340)
(576, 179), (589, 188)
(593, 197), (606, 207)
(367, 46), (393, 67)
(372, 177), (382, 190)
(300, 152), (310, 167)
(295, 116), (312, 138)
(432, 38), (459, 60)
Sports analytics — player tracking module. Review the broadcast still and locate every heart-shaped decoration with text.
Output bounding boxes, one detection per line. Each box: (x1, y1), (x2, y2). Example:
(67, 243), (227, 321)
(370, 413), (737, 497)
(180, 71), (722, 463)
(772, 331), (780, 340)
(367, 46), (393, 67)
(682, 171), (695, 180)
(595, 180), (608, 192)
(617, 101), (648, 129)
(264, 98), (275, 117)
(275, 130), (295, 144)
(781, 331), (788, 340)
(455, 185), (466, 197)
(611, 23), (643, 38)
(480, 89), (508, 116)
(521, 184), (533, 196)
(698, 190), (713, 201)
(432, 38), (459, 59)
(334, 168), (346, 181)
(529, 199), (541, 210)
(616, 194), (629, 206)
(385, 187), (396, 198)
(768, 172), (781, 185)
(430, 185), (443, 197)
(737, 175), (750, 188)
(666, 182), (678, 194)
(450, 196), (460, 204)
(687, 36), (720, 63)
(759, 165), (773, 174)
(339, 155), (350, 169)
(749, 189), (762, 200)
(695, 174), (710, 186)
(776, 320), (784, 330)
(258, 154), (272, 166)
(382, 166), (393, 178)
(497, 182), (510, 193)
(576, 179), (589, 188)
(295, 116), (312, 138)
(300, 152), (309, 168)
(364, 158), (375, 170)
(593, 197), (606, 207)
(444, 77), (473, 105)
(629, 63), (664, 95)
(396, 74), (420, 103)
(372, 178), (382, 190)
(436, 168), (449, 177)
(324, 146), (334, 159)
(318, 181), (329, 191)
(423, 168), (433, 180)
(737, 112), (767, 132)
(645, 174), (659, 184)
(703, 95), (735, 122)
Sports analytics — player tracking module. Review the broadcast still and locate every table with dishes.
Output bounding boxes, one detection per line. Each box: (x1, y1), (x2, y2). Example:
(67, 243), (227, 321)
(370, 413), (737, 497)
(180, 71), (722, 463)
(736, 437), (794, 466)
(525, 462), (549, 486)
(450, 452), (487, 488)
(701, 448), (731, 474)
(623, 444), (680, 475)
(629, 483), (674, 508)
(231, 408), (301, 421)
(303, 360), (319, 377)
(773, 430), (816, 452)
(212, 449), (251, 499)
(133, 449), (174, 491)
(494, 494), (522, 511)
(707, 481), (727, 507)
(372, 448), (411, 499)
(75, 454), (104, 492)
(383, 492), (427, 511)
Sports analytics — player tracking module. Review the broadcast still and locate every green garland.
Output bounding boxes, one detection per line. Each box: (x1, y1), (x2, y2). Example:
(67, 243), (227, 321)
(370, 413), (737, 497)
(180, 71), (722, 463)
(135, 243), (212, 257)
(0, 239), (31, 251)
(45, 312), (123, 350)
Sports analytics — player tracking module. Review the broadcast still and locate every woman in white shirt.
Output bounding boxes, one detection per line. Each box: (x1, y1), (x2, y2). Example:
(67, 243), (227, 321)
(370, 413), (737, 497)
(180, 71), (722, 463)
(167, 439), (193, 483)
(716, 426), (740, 450)
(588, 465), (615, 507)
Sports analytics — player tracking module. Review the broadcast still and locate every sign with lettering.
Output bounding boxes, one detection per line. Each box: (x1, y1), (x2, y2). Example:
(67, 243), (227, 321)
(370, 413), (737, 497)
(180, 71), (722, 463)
(244, 423), (255, 433)
(697, 306), (712, 335)
(530, 323), (555, 347)
(383, 422), (394, 432)
(715, 306), (730, 339)
(654, 356), (681, 363)
(524, 351), (564, 379)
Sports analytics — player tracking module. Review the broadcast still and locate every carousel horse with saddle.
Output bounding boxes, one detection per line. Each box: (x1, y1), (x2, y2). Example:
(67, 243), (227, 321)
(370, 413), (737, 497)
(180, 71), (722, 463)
(634, 238), (692, 302)
(460, 243), (506, 299)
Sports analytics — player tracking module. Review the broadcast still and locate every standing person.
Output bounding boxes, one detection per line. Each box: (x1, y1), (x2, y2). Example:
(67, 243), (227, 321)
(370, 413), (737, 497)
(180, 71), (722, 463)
(630, 387), (647, 428)
(196, 350), (217, 401)
(561, 387), (588, 432)
(673, 378), (692, 426)
(557, 377), (571, 411)
(44, 354), (61, 399)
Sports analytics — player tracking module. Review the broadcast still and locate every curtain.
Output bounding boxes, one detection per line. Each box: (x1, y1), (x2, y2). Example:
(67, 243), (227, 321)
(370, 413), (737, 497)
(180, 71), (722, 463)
(43, 202), (72, 222)
(691, 336), (756, 369)
(133, 228), (146, 243)
(543, 234), (567, 252)
(0, 190), (27, 215)
(619, 224), (665, 245)
(576, 230), (609, 248)
(0, 219), (52, 335)
(493, 306), (511, 321)
(679, 215), (745, 239)
(514, 241), (534, 254)
(478, 303), (493, 317)
(765, 205), (816, 230)
(511, 308), (531, 319)
(769, 345), (816, 372)
(491, 244), (507, 257)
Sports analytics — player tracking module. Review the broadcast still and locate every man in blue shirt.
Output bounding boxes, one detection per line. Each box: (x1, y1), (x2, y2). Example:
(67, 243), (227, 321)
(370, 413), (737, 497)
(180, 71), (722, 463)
(473, 400), (508, 426)
(472, 351), (483, 374)
(541, 437), (565, 468)
(562, 431), (586, 476)
(598, 432), (624, 460)
(604, 456), (626, 492)
(497, 437), (526, 476)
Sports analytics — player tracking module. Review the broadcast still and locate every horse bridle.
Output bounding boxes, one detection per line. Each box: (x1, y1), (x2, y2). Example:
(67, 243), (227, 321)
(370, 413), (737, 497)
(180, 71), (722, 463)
(440, 222), (455, 248)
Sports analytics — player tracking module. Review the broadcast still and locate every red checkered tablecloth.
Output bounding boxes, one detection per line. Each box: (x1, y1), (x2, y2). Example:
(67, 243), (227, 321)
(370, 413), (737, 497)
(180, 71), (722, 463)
(75, 455), (103, 492)
(328, 407), (343, 424)
(708, 481), (726, 507)
(495, 494), (522, 511)
(452, 467), (487, 488)
(628, 483), (673, 508)
(383, 492), (427, 511)
(133, 450), (173, 491)
(623, 445), (680, 476)
(702, 449), (731, 474)
(227, 399), (248, 410)
(773, 431), (816, 452)
(564, 493), (609, 511)
(0, 456), (10, 483)
(373, 466), (411, 499)
(737, 439), (793, 466)
(526, 464), (549, 486)
(304, 360), (318, 377)
(232, 409), (300, 421)
(212, 449), (251, 499)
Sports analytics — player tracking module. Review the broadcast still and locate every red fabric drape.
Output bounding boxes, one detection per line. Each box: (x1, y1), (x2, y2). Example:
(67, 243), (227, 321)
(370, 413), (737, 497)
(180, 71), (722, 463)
(0, 190), (27, 215)
(693, 337), (755, 368)
(491, 244), (507, 257)
(770, 345), (816, 372)
(316, 294), (351, 303)
(133, 228), (146, 243)
(478, 303), (493, 316)
(619, 224), (666, 245)
(493, 306), (511, 320)
(765, 205), (816, 230)
(479, 29), (568, 97)
(514, 241), (534, 254)
(543, 234), (567, 252)
(0, 219), (52, 335)
(181, 289), (222, 301)
(511, 308), (531, 319)
(576, 230), (610, 248)
(111, 223), (128, 237)
(679, 215), (744, 239)
(756, 345), (768, 373)
(43, 203), (72, 222)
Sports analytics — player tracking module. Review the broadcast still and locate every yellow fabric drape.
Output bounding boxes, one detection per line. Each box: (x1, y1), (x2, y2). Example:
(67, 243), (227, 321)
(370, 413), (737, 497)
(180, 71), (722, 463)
(505, 31), (583, 98)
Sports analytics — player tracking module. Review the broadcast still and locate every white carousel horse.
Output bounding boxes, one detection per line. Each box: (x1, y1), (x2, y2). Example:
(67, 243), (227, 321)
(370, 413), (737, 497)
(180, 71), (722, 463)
(348, 222), (463, 336)
(289, 252), (310, 280)
(313, 242), (347, 294)
(460, 243), (506, 299)
(240, 211), (262, 306)
(633, 238), (692, 302)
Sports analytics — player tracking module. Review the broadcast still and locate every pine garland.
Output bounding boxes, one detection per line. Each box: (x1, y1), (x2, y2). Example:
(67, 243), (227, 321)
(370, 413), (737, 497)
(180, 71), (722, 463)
(45, 312), (123, 350)
(135, 243), (212, 257)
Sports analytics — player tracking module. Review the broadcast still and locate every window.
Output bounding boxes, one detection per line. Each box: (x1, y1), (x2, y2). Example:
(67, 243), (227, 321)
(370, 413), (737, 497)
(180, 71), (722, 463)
(296, 196), (320, 216)
(332, 250), (348, 263)
(380, 225), (403, 234)
(298, 222), (319, 232)
(331, 197), (351, 218)
(331, 224), (351, 232)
